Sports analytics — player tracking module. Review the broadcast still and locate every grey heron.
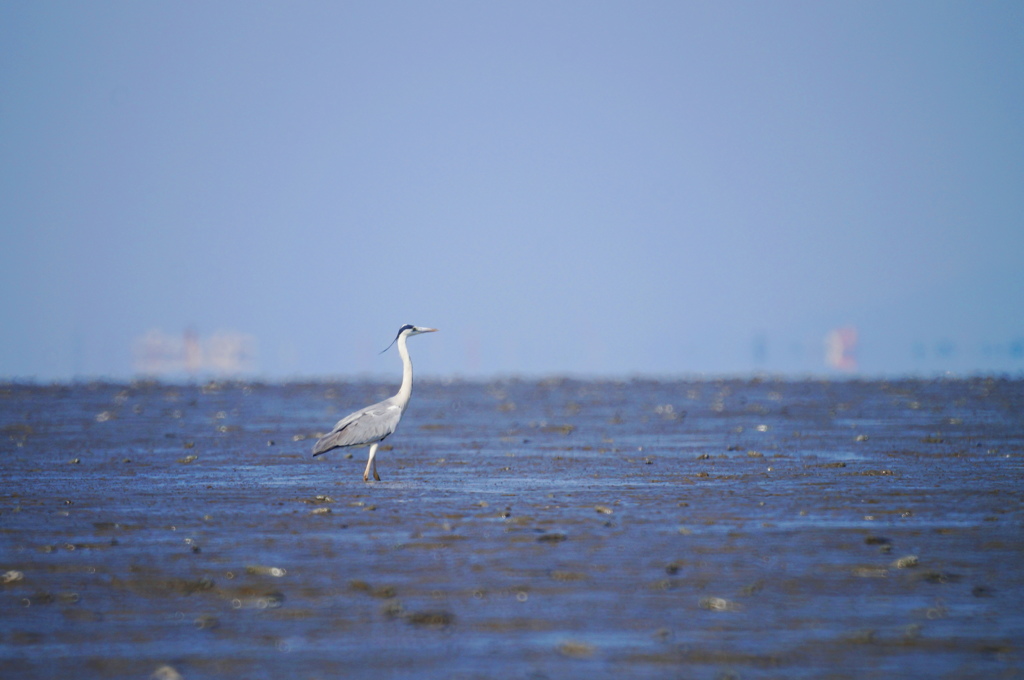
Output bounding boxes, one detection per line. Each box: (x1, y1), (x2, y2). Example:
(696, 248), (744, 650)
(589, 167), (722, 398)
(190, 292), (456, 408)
(312, 324), (437, 481)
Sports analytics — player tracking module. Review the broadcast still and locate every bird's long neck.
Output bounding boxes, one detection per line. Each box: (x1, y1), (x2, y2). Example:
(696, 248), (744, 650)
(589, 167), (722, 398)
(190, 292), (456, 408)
(394, 334), (414, 408)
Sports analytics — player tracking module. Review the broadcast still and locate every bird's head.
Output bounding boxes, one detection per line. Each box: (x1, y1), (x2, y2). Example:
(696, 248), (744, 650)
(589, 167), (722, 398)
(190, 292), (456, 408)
(402, 324), (438, 337)
(381, 324), (438, 353)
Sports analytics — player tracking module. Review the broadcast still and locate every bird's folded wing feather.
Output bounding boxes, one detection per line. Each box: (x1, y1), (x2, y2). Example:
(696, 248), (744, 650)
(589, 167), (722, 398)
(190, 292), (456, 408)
(312, 403), (401, 455)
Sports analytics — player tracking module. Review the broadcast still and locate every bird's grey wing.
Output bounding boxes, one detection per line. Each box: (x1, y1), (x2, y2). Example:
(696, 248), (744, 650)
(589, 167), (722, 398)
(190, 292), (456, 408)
(311, 402), (401, 456)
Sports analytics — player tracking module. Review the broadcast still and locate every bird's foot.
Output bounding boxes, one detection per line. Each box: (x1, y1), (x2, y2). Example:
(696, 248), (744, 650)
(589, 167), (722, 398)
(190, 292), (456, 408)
(373, 470), (381, 482)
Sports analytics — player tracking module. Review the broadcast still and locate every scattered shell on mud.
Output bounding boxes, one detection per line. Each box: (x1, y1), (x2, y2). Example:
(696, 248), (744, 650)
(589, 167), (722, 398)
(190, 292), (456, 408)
(150, 666), (183, 680)
(699, 597), (741, 612)
(2, 570), (25, 583)
(245, 565), (287, 577)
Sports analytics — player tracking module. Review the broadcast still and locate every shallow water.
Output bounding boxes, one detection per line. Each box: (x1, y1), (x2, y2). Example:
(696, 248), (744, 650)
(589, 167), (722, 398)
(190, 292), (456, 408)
(1, 377), (1022, 678)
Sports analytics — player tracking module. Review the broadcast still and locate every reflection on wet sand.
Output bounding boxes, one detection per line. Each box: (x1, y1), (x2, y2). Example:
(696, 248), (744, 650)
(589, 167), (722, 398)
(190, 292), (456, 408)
(1, 378), (1022, 678)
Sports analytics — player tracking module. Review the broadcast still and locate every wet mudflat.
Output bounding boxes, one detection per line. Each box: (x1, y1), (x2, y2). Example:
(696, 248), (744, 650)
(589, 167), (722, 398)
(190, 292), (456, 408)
(1, 377), (1022, 679)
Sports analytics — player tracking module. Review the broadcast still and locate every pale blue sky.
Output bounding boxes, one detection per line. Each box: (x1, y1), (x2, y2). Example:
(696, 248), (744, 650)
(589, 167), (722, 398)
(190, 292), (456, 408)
(2, 1), (1022, 379)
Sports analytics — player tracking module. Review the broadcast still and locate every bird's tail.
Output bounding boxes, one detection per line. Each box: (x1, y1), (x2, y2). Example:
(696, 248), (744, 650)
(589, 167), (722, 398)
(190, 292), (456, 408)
(311, 432), (340, 457)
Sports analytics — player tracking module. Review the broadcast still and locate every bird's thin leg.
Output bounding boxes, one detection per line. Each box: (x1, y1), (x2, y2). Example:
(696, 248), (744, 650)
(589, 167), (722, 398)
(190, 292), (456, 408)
(363, 443), (379, 483)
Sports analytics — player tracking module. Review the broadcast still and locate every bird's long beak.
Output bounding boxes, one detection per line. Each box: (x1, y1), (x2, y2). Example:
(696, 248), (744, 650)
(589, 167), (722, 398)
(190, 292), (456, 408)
(417, 327), (438, 333)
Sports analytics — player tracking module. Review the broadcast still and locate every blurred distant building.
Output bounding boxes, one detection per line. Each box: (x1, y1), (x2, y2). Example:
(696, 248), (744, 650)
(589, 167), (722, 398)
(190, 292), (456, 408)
(133, 328), (256, 376)
(825, 326), (857, 372)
